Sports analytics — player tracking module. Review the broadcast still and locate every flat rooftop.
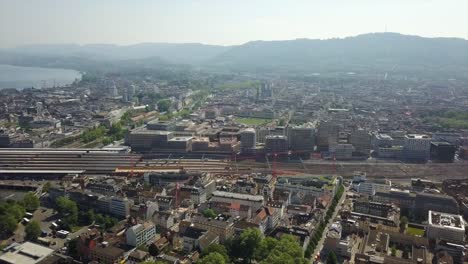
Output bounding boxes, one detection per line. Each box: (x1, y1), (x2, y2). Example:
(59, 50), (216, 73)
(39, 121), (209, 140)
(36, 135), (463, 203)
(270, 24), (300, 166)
(130, 129), (173, 135)
(0, 242), (54, 264)
(428, 210), (464, 230)
(265, 135), (286, 139)
(406, 134), (430, 139)
(212, 191), (264, 202)
(169, 136), (193, 142)
(376, 134), (393, 140)
(431, 141), (455, 146)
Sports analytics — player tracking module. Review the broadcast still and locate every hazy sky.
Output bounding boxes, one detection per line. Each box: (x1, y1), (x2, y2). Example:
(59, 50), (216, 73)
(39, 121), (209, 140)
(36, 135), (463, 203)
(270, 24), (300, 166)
(1, 0), (467, 48)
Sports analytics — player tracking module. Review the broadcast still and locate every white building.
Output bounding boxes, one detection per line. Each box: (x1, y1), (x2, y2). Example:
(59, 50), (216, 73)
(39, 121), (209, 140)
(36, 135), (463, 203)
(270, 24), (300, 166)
(357, 180), (391, 196)
(353, 171), (367, 183)
(126, 222), (157, 247)
(110, 196), (132, 219)
(427, 211), (465, 243)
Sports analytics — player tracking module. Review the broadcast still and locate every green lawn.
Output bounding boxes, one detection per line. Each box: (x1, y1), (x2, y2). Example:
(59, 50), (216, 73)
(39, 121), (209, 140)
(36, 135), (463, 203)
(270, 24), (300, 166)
(406, 226), (424, 236)
(71, 225), (85, 233)
(235, 117), (272, 126)
(218, 81), (260, 91)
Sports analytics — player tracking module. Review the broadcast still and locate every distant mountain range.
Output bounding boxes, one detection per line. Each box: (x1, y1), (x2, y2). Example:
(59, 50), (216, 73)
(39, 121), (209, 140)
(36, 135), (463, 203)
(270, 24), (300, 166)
(1, 33), (467, 75)
(4, 43), (230, 64)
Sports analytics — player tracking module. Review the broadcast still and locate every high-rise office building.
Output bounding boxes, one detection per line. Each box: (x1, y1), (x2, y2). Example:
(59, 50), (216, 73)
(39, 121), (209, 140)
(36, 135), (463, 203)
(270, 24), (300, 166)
(316, 121), (338, 151)
(430, 142), (456, 162)
(240, 128), (256, 154)
(265, 135), (288, 154)
(111, 81), (119, 97)
(127, 85), (136, 101)
(349, 129), (371, 155)
(36, 102), (44, 116)
(403, 134), (431, 162)
(289, 126), (315, 152)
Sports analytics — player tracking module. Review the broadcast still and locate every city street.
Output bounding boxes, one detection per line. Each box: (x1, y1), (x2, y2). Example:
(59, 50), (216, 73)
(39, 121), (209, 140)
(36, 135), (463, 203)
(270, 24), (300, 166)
(311, 186), (348, 263)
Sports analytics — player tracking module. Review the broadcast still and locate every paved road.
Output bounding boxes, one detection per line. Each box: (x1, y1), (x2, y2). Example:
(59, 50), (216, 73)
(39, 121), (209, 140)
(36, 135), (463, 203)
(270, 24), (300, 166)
(311, 186), (348, 263)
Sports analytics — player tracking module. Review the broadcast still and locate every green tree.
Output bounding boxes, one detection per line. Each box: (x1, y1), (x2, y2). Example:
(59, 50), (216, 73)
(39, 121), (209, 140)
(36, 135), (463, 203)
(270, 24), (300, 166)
(140, 261), (157, 264)
(260, 235), (308, 264)
(272, 235), (304, 260)
(67, 238), (79, 260)
(326, 251), (338, 264)
(278, 119), (286, 126)
(199, 252), (226, 264)
(43, 182), (51, 193)
(0, 214), (18, 235)
(157, 99), (171, 112)
(7, 203), (26, 221)
(103, 216), (118, 229)
(239, 228), (263, 263)
(400, 216), (408, 232)
(94, 213), (105, 225)
(101, 137), (114, 145)
(148, 242), (160, 256)
(0, 200), (27, 236)
(56, 197), (78, 216)
(201, 244), (229, 262)
(137, 245), (148, 252)
(95, 214), (118, 230)
(202, 208), (217, 218)
(25, 220), (41, 241)
(224, 236), (243, 260)
(140, 261), (165, 264)
(402, 249), (409, 259)
(55, 196), (78, 228)
(23, 192), (40, 212)
(178, 108), (191, 118)
(260, 252), (298, 264)
(391, 245), (397, 256)
(120, 111), (133, 125)
(254, 237), (278, 261)
(78, 209), (95, 225)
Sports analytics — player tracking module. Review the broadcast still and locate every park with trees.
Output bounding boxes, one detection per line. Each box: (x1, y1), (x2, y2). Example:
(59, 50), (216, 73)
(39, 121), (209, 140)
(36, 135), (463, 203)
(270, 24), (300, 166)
(0, 192), (40, 239)
(54, 196), (118, 231)
(196, 228), (307, 264)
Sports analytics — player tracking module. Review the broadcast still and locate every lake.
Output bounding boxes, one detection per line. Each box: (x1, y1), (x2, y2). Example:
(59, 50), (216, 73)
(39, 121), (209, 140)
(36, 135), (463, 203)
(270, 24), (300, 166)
(0, 64), (82, 90)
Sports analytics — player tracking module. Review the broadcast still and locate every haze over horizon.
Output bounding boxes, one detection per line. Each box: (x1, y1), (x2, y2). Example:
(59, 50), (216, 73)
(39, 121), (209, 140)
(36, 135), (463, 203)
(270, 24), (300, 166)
(1, 0), (467, 48)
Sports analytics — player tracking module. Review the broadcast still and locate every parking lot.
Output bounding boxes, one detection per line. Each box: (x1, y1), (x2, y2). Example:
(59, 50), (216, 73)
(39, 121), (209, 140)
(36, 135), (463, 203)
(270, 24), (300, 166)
(5, 205), (92, 251)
